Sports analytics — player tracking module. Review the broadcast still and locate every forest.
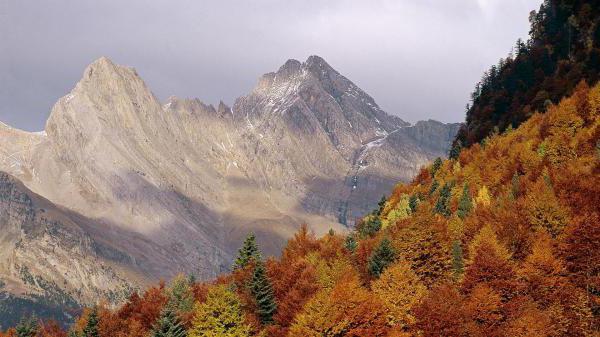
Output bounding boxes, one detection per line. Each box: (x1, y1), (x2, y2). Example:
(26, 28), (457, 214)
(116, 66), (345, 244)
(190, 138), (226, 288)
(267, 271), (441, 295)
(2, 0), (600, 335)
(454, 0), (600, 148)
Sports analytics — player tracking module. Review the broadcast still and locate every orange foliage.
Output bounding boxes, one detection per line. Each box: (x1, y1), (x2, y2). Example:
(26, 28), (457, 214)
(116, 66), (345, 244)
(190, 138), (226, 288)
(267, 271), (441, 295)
(289, 274), (389, 337)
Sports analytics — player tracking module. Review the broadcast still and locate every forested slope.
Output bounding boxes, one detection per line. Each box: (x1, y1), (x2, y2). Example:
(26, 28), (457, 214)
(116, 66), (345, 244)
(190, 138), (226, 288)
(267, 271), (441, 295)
(455, 0), (600, 148)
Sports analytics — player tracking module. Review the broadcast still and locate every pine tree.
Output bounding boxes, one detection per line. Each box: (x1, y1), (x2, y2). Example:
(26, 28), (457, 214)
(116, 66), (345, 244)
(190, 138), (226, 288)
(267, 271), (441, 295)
(456, 184), (472, 219)
(344, 235), (357, 253)
(83, 307), (100, 337)
(428, 179), (439, 196)
(234, 233), (261, 269)
(368, 238), (397, 278)
(449, 140), (462, 159)
(151, 307), (188, 337)
(15, 317), (38, 337)
(434, 183), (452, 217)
(376, 195), (387, 215)
(408, 194), (418, 213)
(166, 274), (195, 314)
(359, 216), (382, 238)
(451, 240), (464, 280)
(250, 260), (277, 325)
(430, 157), (443, 177)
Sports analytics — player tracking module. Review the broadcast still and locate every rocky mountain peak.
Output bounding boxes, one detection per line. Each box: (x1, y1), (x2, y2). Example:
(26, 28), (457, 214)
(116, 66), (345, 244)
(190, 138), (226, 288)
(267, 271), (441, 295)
(0, 57), (460, 322)
(277, 58), (303, 75)
(304, 55), (335, 76)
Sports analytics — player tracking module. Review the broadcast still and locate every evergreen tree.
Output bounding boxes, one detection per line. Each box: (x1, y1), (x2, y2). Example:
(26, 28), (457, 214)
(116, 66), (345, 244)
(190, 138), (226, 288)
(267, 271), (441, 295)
(408, 194), (419, 213)
(451, 240), (464, 280)
(167, 274), (195, 314)
(430, 157), (443, 177)
(368, 238), (397, 278)
(83, 307), (100, 337)
(376, 195), (387, 215)
(344, 235), (357, 253)
(434, 183), (452, 217)
(449, 140), (462, 159)
(428, 179), (439, 196)
(250, 260), (277, 325)
(151, 307), (188, 337)
(359, 216), (382, 238)
(15, 316), (38, 337)
(234, 233), (261, 269)
(456, 184), (472, 219)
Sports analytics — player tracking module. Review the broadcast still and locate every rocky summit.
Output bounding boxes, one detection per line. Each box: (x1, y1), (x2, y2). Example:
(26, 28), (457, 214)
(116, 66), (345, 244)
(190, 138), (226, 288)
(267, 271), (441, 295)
(0, 56), (460, 313)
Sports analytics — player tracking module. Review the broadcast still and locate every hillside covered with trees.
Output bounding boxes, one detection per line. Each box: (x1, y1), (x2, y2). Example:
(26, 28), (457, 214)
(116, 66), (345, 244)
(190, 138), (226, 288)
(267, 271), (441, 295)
(2, 74), (599, 337)
(455, 0), (600, 148)
(2, 0), (600, 336)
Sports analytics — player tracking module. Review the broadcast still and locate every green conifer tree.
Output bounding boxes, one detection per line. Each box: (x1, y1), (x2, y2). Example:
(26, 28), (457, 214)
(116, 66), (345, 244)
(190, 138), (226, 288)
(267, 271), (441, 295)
(428, 179), (439, 196)
(456, 184), (473, 219)
(408, 194), (418, 213)
(83, 307), (100, 337)
(15, 317), (38, 337)
(368, 238), (397, 278)
(434, 183), (452, 217)
(151, 307), (188, 337)
(250, 260), (277, 325)
(449, 140), (463, 159)
(234, 233), (261, 269)
(359, 216), (382, 238)
(430, 157), (443, 177)
(167, 274), (195, 314)
(376, 195), (387, 215)
(344, 235), (358, 253)
(451, 240), (464, 280)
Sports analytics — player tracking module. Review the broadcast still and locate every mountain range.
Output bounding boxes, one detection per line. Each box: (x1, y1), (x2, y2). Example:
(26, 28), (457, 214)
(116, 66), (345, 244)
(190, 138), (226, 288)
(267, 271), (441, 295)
(0, 55), (459, 321)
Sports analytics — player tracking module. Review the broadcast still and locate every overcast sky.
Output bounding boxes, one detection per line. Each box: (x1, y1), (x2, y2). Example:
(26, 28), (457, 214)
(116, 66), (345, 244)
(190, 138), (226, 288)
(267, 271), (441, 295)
(0, 0), (541, 131)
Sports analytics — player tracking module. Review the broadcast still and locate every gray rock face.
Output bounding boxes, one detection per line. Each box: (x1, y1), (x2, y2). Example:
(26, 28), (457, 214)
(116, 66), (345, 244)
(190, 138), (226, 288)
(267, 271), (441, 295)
(0, 56), (460, 309)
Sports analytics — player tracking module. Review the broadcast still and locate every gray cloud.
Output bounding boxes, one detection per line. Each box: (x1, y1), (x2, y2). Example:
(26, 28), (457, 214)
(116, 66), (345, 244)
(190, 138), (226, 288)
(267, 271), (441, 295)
(0, 0), (540, 131)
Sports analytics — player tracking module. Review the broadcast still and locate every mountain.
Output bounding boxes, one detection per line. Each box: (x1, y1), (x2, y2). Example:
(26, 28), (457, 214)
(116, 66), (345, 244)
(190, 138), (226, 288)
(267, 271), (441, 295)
(0, 56), (459, 320)
(27, 80), (600, 337)
(455, 0), (600, 148)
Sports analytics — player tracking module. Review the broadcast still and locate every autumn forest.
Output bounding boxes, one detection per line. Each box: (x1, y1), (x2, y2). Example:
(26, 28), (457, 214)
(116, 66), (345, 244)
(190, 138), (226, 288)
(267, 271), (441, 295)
(3, 0), (600, 336)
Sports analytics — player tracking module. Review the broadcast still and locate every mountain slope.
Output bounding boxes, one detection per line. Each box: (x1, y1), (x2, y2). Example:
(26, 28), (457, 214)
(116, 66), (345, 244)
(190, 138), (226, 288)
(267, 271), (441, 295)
(455, 0), (600, 148)
(0, 56), (459, 318)
(35, 80), (600, 337)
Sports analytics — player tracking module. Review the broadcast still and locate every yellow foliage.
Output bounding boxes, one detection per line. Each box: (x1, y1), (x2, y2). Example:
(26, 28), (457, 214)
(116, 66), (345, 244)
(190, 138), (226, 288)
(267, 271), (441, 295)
(306, 253), (356, 290)
(525, 177), (569, 237)
(447, 215), (464, 239)
(371, 262), (427, 328)
(474, 185), (491, 207)
(189, 285), (251, 337)
(587, 84), (600, 118)
(382, 194), (410, 228)
(468, 225), (511, 264)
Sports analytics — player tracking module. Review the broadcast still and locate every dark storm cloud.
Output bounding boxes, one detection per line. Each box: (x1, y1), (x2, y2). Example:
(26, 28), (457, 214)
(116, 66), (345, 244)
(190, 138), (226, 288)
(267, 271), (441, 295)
(0, 0), (540, 131)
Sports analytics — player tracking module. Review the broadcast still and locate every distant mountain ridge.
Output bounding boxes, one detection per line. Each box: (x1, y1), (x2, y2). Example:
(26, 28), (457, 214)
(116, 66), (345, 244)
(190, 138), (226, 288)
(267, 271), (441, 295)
(0, 56), (460, 321)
